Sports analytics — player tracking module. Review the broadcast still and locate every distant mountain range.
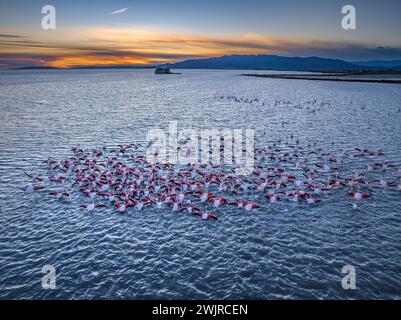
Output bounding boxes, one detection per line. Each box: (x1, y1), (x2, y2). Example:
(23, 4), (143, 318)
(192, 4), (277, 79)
(163, 54), (401, 72)
(352, 60), (401, 68)
(11, 55), (401, 72)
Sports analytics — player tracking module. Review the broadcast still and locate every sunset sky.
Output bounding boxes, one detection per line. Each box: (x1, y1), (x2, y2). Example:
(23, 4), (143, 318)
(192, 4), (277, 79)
(1, 0), (401, 68)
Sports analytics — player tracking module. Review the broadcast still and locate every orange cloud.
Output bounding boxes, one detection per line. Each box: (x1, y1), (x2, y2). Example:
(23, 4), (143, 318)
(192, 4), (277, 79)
(0, 26), (297, 68)
(48, 55), (169, 68)
(2, 26), (399, 68)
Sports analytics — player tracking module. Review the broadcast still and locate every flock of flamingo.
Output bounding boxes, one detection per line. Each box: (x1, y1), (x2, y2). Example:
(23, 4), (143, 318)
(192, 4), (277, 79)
(22, 137), (401, 221)
(217, 95), (332, 112)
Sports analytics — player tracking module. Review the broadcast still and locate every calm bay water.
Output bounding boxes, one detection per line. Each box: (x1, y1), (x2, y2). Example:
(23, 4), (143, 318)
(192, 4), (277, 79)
(0, 69), (400, 299)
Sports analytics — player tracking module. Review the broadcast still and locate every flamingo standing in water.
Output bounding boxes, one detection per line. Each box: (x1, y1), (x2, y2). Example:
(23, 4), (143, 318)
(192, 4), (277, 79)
(81, 188), (98, 200)
(210, 197), (227, 208)
(193, 211), (218, 220)
(115, 201), (131, 212)
(265, 193), (281, 203)
(180, 205), (200, 214)
(22, 185), (44, 193)
(49, 191), (69, 199)
(348, 191), (370, 200)
(301, 194), (321, 204)
(241, 200), (260, 211)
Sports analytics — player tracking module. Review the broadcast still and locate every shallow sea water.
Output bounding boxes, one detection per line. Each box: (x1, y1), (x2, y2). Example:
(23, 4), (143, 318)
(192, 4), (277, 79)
(0, 69), (400, 299)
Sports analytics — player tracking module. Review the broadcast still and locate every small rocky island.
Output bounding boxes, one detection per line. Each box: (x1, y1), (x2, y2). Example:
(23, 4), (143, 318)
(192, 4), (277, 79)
(154, 67), (180, 74)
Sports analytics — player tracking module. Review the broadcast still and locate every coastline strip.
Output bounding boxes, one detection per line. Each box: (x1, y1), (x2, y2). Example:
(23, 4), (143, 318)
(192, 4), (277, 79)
(241, 74), (401, 84)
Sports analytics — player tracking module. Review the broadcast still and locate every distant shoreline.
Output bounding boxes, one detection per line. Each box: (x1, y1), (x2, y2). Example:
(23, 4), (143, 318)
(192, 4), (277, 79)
(241, 73), (401, 84)
(2, 68), (401, 85)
